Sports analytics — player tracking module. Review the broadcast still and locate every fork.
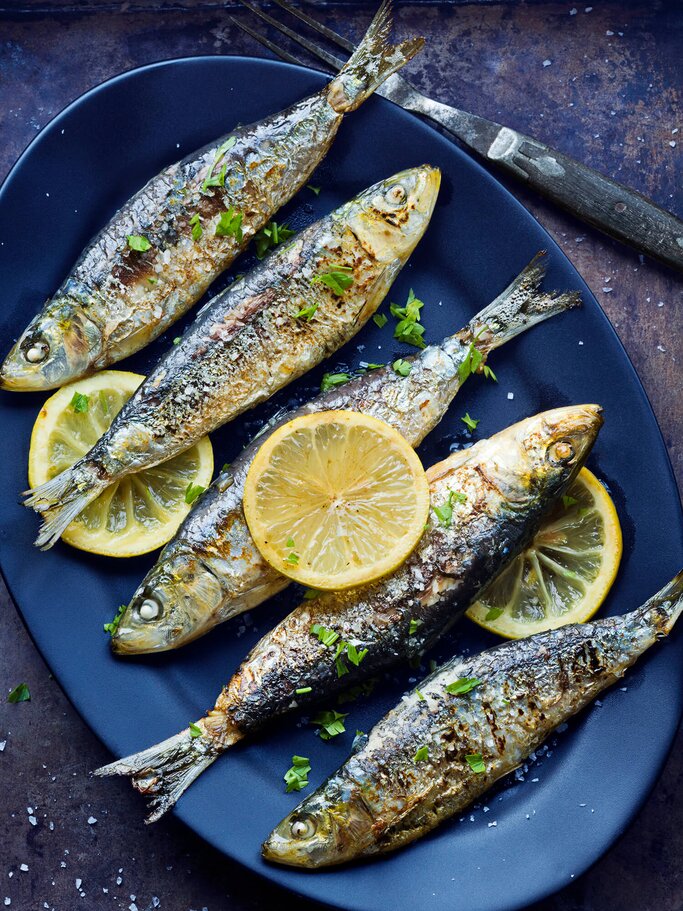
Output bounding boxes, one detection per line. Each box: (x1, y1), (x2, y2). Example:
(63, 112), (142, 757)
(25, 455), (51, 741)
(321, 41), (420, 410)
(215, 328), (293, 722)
(232, 0), (683, 274)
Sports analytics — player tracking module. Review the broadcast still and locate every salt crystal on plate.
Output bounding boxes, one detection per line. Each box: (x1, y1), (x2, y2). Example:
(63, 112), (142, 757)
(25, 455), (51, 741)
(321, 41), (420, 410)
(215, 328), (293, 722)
(507, 392), (514, 400)
(542, 60), (552, 67)
(87, 817), (97, 825)
(19, 865), (28, 873)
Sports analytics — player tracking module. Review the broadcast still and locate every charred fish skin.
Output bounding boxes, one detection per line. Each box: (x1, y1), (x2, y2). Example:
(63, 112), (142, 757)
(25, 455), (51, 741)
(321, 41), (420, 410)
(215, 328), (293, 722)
(114, 255), (581, 655)
(0, 1), (423, 392)
(25, 165), (441, 549)
(263, 571), (683, 868)
(95, 405), (602, 823)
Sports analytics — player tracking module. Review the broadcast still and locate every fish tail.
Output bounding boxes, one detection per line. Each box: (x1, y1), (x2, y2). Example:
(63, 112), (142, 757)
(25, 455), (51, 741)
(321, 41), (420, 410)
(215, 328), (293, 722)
(93, 722), (237, 823)
(466, 252), (582, 353)
(327, 1), (424, 113)
(635, 570), (683, 638)
(23, 462), (107, 550)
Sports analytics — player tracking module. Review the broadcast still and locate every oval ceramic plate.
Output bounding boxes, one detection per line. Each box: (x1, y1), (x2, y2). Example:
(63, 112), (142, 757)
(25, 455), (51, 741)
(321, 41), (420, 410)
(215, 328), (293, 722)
(0, 58), (681, 911)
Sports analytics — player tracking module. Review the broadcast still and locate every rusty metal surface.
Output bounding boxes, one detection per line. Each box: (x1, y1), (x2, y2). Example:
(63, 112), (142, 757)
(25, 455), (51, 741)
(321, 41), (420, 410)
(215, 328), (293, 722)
(0, 3), (681, 910)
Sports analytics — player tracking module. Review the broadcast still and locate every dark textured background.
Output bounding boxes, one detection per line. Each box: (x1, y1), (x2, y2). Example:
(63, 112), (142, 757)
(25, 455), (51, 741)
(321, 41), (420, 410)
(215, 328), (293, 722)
(1, 3), (681, 910)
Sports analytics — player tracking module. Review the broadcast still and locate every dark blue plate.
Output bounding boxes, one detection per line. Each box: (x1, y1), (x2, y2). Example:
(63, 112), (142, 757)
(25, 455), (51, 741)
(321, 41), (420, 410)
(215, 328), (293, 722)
(0, 57), (681, 911)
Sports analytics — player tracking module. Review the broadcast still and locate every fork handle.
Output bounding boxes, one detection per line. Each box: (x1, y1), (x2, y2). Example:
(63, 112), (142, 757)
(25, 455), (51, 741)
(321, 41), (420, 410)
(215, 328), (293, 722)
(422, 102), (683, 272)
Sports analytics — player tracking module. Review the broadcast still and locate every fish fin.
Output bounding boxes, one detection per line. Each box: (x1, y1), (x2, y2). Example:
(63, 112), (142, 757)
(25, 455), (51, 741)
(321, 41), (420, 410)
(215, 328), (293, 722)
(465, 252), (582, 353)
(637, 570), (683, 637)
(23, 462), (106, 550)
(93, 728), (225, 824)
(327, 1), (424, 113)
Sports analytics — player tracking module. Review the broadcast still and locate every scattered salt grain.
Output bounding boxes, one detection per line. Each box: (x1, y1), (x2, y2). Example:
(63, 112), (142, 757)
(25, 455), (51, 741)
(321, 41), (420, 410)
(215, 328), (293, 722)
(0, 742), (6, 752)
(602, 287), (612, 293)
(28, 816), (37, 827)
(4, 899), (9, 907)
(579, 803), (587, 807)
(87, 817), (97, 825)
(116, 877), (123, 886)
(569, 7), (577, 14)
(19, 865), (28, 873)
(75, 880), (81, 890)
(657, 345), (666, 353)
(488, 820), (497, 827)
(542, 60), (552, 68)
(507, 392), (514, 400)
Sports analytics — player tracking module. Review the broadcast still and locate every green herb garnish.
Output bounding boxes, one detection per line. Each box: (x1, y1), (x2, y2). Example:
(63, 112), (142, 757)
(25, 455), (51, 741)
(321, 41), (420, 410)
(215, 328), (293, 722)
(445, 677), (481, 695)
(188, 722), (202, 739)
(390, 289), (426, 349)
(392, 358), (412, 377)
(415, 688), (426, 702)
(312, 709), (348, 741)
(185, 482), (206, 505)
(286, 552), (300, 565)
(465, 752), (486, 773)
(483, 364), (497, 382)
(201, 136), (236, 191)
(313, 265), (354, 296)
(307, 184), (321, 195)
(320, 372), (351, 393)
(70, 391), (89, 413)
(433, 490), (466, 528)
(103, 604), (126, 636)
(296, 686), (312, 695)
(173, 337), (182, 345)
(485, 606), (504, 622)
(303, 588), (320, 601)
(414, 744), (429, 762)
(345, 643), (368, 666)
(457, 343), (483, 384)
(311, 624), (340, 647)
(284, 755), (311, 793)
(147, 276), (158, 285)
(189, 213), (203, 241)
(286, 537), (296, 548)
(373, 313), (388, 329)
(254, 220), (295, 259)
(215, 207), (243, 240)
(127, 235), (151, 252)
(409, 618), (422, 635)
(295, 303), (318, 321)
(461, 412), (480, 432)
(562, 495), (578, 509)
(7, 682), (30, 703)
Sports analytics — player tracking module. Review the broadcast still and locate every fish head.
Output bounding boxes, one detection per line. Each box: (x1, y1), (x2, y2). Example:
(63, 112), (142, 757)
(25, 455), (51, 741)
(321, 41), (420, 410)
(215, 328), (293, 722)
(0, 295), (102, 391)
(345, 165), (441, 264)
(111, 549), (225, 654)
(262, 780), (374, 868)
(479, 404), (604, 504)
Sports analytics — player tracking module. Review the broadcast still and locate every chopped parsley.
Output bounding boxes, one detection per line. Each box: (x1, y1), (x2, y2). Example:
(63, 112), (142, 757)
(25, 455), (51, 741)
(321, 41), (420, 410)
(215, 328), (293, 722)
(254, 220), (295, 259)
(320, 372), (351, 393)
(221, 462), (231, 473)
(360, 362), (383, 370)
(286, 537), (296, 548)
(445, 677), (481, 695)
(414, 744), (429, 762)
(311, 623), (340, 648)
(173, 336), (182, 345)
(433, 490), (467, 527)
(483, 364), (497, 382)
(312, 709), (348, 740)
(485, 606), (504, 622)
(562, 495), (578, 509)
(103, 604), (126, 636)
(215, 207), (243, 241)
(415, 688), (426, 702)
(373, 312), (388, 329)
(188, 722), (202, 739)
(147, 276), (158, 285)
(201, 135), (236, 191)
(185, 482), (206, 505)
(312, 265), (354, 296)
(345, 643), (368, 666)
(390, 288), (426, 349)
(392, 358), (412, 377)
(307, 184), (321, 195)
(461, 412), (480, 432)
(189, 212), (203, 241)
(127, 235), (152, 252)
(465, 752), (486, 773)
(70, 391), (89, 413)
(284, 755), (311, 793)
(303, 588), (320, 601)
(409, 618), (422, 635)
(286, 552), (300, 565)
(296, 686), (312, 695)
(457, 342), (483, 384)
(295, 303), (318, 321)
(7, 682), (30, 704)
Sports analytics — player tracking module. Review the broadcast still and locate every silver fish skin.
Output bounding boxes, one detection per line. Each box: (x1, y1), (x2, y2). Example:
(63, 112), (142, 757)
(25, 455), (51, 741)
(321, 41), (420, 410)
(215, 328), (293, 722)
(25, 165), (440, 549)
(94, 405), (602, 822)
(263, 570), (683, 867)
(113, 255), (581, 654)
(0, 1), (423, 392)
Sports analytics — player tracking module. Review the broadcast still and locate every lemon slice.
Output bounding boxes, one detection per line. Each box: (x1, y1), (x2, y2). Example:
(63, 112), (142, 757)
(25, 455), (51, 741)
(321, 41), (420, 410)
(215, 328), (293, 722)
(466, 468), (622, 638)
(243, 410), (430, 590)
(28, 371), (213, 557)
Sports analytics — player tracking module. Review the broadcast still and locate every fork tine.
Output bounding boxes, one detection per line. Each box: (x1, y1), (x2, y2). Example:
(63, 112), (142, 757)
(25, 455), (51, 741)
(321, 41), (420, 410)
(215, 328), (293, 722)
(236, 0), (347, 72)
(230, 16), (305, 68)
(270, 0), (356, 56)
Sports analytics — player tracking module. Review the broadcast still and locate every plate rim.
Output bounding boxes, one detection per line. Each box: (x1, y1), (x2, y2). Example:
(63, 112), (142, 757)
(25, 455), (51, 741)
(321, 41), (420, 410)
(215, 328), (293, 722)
(1, 52), (681, 911)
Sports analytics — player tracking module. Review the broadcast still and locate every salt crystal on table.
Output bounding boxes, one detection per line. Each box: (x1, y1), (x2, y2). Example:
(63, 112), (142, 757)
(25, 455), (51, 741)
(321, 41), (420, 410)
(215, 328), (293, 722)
(19, 865), (28, 873)
(75, 880), (81, 890)
(0, 742), (6, 751)
(507, 392), (514, 400)
(87, 817), (97, 825)
(670, 141), (677, 148)
(4, 899), (10, 906)
(488, 820), (497, 827)
(542, 60), (552, 67)
(28, 817), (37, 826)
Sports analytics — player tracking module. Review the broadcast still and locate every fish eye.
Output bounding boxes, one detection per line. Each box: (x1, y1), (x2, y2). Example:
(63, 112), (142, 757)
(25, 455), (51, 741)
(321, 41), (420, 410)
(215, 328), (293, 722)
(385, 184), (407, 207)
(547, 440), (575, 464)
(24, 339), (49, 363)
(137, 597), (162, 622)
(290, 815), (317, 839)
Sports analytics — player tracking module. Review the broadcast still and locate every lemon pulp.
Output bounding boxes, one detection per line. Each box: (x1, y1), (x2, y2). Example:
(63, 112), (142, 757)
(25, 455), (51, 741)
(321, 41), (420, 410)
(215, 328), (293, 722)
(28, 371), (213, 557)
(466, 468), (622, 638)
(243, 410), (430, 590)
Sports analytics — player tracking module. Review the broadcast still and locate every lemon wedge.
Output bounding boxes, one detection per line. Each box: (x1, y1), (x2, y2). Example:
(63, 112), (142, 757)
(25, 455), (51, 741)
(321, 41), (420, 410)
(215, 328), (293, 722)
(243, 410), (430, 590)
(467, 468), (622, 638)
(28, 371), (213, 557)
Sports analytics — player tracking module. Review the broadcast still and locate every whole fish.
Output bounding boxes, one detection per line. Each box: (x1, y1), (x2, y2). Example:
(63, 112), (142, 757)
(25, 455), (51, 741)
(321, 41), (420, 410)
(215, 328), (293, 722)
(0, 1), (422, 392)
(25, 165), (440, 549)
(95, 405), (603, 821)
(263, 571), (683, 867)
(113, 255), (581, 654)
